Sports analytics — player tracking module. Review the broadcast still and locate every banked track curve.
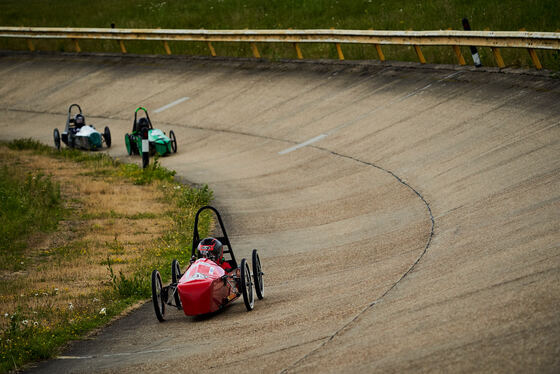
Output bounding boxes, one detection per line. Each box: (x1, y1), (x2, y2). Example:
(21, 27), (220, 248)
(6, 102), (437, 372)
(0, 53), (558, 373)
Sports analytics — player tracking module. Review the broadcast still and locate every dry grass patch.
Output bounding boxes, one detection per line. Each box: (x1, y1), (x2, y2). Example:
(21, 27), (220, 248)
(0, 148), (173, 316)
(0, 141), (212, 373)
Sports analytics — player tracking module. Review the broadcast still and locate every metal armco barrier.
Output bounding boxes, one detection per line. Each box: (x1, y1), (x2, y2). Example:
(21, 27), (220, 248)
(1, 27), (558, 69)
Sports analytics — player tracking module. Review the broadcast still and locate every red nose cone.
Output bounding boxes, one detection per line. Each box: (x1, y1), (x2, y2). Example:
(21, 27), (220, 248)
(178, 279), (214, 316)
(177, 258), (228, 316)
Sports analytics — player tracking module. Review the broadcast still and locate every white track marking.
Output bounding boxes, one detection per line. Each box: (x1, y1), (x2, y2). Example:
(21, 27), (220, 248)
(57, 356), (94, 360)
(153, 97), (190, 113)
(278, 134), (328, 155)
(278, 71), (462, 155)
(57, 348), (173, 360)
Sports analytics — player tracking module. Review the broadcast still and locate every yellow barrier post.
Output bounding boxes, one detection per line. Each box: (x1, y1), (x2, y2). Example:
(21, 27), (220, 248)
(414, 45), (426, 64)
(527, 48), (542, 69)
(111, 23), (126, 54)
(207, 41), (216, 57)
(26, 39), (35, 52)
(519, 29), (542, 69)
(448, 28), (465, 65)
(491, 47), (505, 68)
(452, 45), (466, 65)
(409, 28), (426, 64)
(335, 43), (344, 60)
(293, 42), (303, 59)
(330, 27), (344, 60)
(369, 29), (385, 61)
(375, 44), (385, 61)
(250, 42), (261, 58)
(484, 27), (504, 68)
(163, 41), (171, 55)
(73, 39), (81, 53)
(288, 28), (303, 59)
(119, 40), (127, 53)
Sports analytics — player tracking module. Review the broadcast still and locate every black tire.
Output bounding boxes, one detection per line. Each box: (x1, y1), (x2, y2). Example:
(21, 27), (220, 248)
(151, 270), (165, 322)
(171, 259), (182, 310)
(104, 127), (112, 148)
(252, 249), (264, 300)
(169, 130), (177, 153)
(240, 258), (254, 311)
(53, 128), (61, 150)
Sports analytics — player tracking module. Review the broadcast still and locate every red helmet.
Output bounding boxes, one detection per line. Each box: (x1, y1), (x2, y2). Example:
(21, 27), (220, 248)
(197, 238), (223, 262)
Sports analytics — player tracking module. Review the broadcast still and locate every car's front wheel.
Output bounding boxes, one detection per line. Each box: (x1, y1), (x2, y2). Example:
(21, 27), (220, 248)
(169, 130), (177, 153)
(104, 127), (112, 148)
(151, 270), (166, 322)
(252, 249), (264, 300)
(53, 128), (61, 150)
(240, 259), (254, 311)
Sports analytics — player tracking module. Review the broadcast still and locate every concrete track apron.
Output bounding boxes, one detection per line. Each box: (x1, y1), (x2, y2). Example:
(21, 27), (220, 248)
(0, 53), (558, 373)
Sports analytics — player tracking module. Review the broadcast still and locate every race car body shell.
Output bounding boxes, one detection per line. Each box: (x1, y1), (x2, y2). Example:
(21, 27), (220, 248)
(177, 258), (236, 316)
(130, 129), (172, 156)
(63, 125), (103, 150)
(74, 126), (103, 149)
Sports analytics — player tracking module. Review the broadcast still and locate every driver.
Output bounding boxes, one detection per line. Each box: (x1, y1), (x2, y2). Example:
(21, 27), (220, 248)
(74, 114), (85, 129)
(137, 117), (149, 133)
(197, 237), (232, 271)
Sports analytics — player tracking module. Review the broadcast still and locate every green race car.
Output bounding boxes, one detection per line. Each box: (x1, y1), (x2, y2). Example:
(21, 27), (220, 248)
(125, 107), (177, 156)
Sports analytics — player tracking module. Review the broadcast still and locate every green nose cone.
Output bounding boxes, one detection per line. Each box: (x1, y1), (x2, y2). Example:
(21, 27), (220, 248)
(89, 132), (102, 149)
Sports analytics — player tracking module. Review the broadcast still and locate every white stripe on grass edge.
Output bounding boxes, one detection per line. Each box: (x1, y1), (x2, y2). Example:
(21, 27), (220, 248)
(153, 97), (190, 113)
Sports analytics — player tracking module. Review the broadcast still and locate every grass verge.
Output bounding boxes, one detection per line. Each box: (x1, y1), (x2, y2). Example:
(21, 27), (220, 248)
(0, 163), (63, 272)
(0, 139), (213, 373)
(0, 0), (558, 70)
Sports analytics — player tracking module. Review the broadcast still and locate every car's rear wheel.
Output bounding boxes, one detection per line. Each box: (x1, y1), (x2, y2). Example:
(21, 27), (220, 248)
(53, 128), (61, 150)
(240, 258), (254, 311)
(252, 249), (264, 300)
(104, 127), (112, 148)
(151, 270), (165, 322)
(124, 134), (132, 155)
(171, 259), (182, 310)
(169, 130), (177, 153)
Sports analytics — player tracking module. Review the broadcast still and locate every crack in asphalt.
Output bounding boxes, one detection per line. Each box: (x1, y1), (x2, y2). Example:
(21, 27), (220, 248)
(208, 335), (331, 370)
(277, 148), (435, 374)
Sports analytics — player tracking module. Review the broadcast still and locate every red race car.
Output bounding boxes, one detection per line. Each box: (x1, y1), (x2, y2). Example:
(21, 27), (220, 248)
(150, 206), (264, 321)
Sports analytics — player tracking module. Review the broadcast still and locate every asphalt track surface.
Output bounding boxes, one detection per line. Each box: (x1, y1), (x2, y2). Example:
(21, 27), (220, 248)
(0, 52), (559, 373)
